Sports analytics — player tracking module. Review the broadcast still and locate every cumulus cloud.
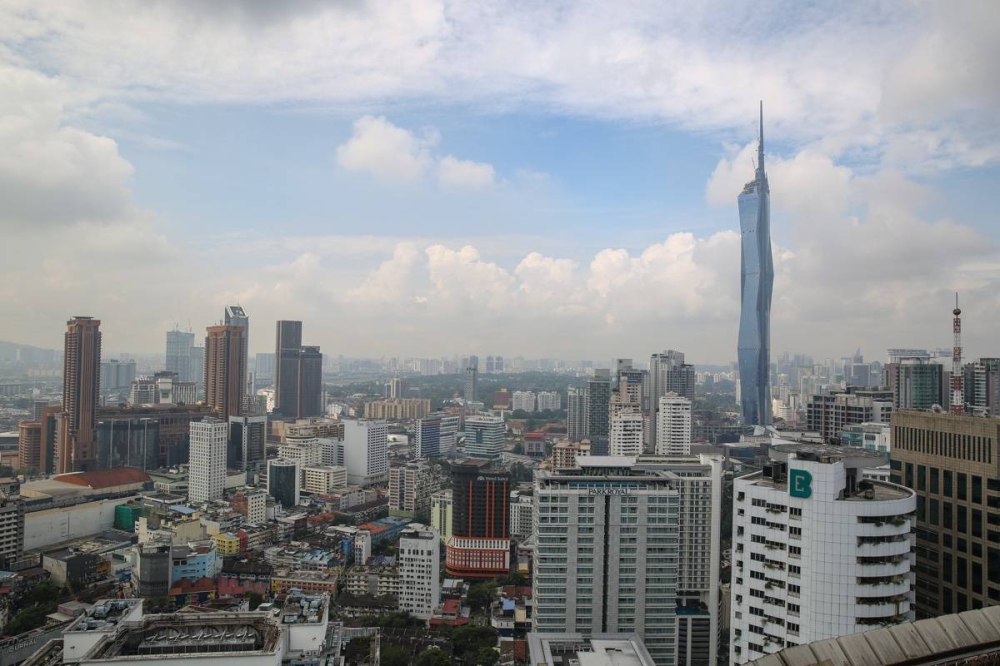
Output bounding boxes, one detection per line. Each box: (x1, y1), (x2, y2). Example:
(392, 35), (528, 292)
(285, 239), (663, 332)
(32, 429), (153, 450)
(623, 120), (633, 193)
(336, 116), (436, 183)
(337, 116), (500, 189)
(436, 156), (496, 189)
(0, 65), (137, 230)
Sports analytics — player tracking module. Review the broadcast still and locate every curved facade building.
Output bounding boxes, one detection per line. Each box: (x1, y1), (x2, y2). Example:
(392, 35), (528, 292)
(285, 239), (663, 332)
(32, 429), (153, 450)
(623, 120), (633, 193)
(738, 104), (774, 426)
(731, 444), (916, 664)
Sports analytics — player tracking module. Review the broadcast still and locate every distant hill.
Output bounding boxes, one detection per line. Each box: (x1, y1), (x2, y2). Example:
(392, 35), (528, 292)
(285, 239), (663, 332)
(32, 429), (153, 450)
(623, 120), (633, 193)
(0, 341), (58, 364)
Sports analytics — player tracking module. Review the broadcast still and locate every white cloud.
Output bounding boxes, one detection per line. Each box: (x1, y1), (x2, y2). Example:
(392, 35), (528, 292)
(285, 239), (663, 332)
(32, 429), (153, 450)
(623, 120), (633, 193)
(2, 2), (996, 171)
(336, 117), (500, 189)
(436, 156), (496, 189)
(336, 115), (436, 183)
(0, 65), (137, 230)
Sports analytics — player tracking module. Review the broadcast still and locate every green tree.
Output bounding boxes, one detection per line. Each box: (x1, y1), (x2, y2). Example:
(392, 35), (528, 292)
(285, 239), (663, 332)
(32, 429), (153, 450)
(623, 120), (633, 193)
(381, 645), (409, 666)
(417, 648), (454, 666)
(466, 582), (494, 612)
(246, 591), (264, 610)
(452, 626), (499, 660)
(3, 605), (51, 636)
(475, 648), (499, 666)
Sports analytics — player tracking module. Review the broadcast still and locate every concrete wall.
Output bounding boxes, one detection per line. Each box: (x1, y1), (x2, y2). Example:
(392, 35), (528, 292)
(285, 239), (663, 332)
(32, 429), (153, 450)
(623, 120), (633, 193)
(24, 497), (135, 551)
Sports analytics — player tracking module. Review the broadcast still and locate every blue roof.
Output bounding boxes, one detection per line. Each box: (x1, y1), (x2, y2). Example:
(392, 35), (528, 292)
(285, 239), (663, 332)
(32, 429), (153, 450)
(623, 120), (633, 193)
(169, 505), (198, 515)
(502, 599), (516, 611)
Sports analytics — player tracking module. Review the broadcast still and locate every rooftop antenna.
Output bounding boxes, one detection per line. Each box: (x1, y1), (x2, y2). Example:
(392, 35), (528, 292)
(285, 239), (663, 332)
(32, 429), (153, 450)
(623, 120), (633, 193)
(758, 100), (765, 177)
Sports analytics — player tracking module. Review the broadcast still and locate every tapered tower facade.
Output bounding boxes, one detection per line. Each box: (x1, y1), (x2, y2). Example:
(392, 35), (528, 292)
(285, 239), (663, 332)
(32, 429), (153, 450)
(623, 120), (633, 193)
(738, 103), (773, 425)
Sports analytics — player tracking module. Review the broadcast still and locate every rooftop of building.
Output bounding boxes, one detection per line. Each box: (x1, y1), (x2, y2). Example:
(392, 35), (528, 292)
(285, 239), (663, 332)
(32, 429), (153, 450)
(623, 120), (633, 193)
(527, 634), (657, 666)
(53, 468), (151, 489)
(67, 599), (142, 633)
(279, 591), (329, 625)
(746, 605), (1000, 666)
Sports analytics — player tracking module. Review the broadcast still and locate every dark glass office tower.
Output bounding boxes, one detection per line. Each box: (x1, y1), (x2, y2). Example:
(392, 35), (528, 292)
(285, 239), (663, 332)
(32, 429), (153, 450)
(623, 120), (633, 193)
(738, 103), (773, 426)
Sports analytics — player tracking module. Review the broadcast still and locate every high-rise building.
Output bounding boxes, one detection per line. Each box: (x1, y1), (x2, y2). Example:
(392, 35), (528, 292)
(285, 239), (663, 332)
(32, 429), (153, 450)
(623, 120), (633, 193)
(537, 391), (561, 411)
(190, 345), (205, 389)
(398, 524), (440, 620)
(463, 414), (505, 460)
(509, 490), (533, 539)
(60, 316), (102, 472)
(274, 321), (323, 418)
(100, 359), (136, 392)
(890, 410), (1000, 617)
(585, 370), (612, 456)
(647, 351), (695, 449)
(609, 410), (643, 457)
(416, 413), (460, 458)
(224, 305), (250, 394)
(385, 376), (405, 400)
(275, 320), (302, 413)
(806, 388), (893, 443)
(464, 356), (478, 402)
(254, 352), (276, 379)
(533, 455), (723, 666)
(389, 460), (436, 517)
(0, 479), (24, 570)
(188, 418), (228, 504)
(737, 104), (773, 427)
(885, 359), (946, 410)
(963, 358), (1000, 416)
(445, 461), (510, 579)
(204, 325), (246, 421)
(731, 444), (915, 664)
(228, 414), (267, 471)
(302, 465), (348, 494)
(165, 329), (195, 382)
(431, 489), (453, 543)
(267, 458), (301, 509)
(656, 393), (692, 455)
(19, 409), (59, 474)
(552, 441), (591, 469)
(343, 419), (388, 486)
(566, 387), (587, 443)
(512, 391), (536, 412)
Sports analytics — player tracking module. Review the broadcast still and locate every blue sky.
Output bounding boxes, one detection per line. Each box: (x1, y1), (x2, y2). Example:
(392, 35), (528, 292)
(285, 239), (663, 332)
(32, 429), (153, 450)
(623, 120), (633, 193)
(0, 1), (998, 364)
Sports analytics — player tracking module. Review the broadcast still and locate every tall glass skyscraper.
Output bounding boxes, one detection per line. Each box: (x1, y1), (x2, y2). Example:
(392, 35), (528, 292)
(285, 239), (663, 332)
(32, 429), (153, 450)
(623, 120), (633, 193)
(737, 104), (773, 425)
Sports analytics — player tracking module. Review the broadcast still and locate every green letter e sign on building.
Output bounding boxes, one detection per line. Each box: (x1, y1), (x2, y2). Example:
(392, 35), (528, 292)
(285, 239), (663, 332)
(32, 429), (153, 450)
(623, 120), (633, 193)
(789, 469), (812, 499)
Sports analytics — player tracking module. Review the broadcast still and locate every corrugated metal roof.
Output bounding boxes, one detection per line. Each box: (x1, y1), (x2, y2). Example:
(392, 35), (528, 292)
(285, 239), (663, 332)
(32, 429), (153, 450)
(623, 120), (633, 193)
(745, 606), (1000, 666)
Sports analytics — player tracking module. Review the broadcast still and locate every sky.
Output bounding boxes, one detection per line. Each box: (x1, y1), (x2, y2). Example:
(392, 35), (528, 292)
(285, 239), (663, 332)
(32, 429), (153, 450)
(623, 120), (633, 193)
(1, 1), (998, 365)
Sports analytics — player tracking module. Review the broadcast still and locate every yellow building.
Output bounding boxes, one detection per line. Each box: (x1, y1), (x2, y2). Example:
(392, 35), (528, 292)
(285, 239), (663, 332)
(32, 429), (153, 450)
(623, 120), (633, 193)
(213, 532), (241, 556)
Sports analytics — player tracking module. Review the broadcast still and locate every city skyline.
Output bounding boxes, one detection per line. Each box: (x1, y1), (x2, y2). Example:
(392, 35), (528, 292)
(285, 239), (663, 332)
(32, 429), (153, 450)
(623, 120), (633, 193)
(0, 3), (998, 365)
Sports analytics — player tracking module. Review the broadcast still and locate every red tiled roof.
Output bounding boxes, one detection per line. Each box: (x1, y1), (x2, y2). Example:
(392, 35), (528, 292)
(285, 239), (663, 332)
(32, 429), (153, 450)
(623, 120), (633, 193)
(54, 467), (150, 489)
(442, 599), (460, 614)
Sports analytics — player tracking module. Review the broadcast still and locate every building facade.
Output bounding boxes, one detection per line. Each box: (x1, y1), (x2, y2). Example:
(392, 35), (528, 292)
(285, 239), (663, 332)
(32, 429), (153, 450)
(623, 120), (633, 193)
(267, 458), (301, 509)
(890, 410), (1000, 617)
(343, 419), (389, 486)
(431, 490), (453, 543)
(188, 418), (228, 503)
(585, 371), (612, 456)
(648, 351), (696, 448)
(806, 388), (893, 444)
(737, 106), (773, 427)
(656, 394), (692, 456)
(398, 524), (440, 620)
(204, 325), (246, 422)
(229, 414), (267, 471)
(165, 329), (196, 382)
(389, 461), (435, 517)
(60, 316), (102, 472)
(446, 461), (511, 579)
(464, 415), (506, 460)
(567, 387), (587, 443)
(731, 444), (915, 664)
(275, 321), (324, 418)
(416, 413), (460, 458)
(303, 465), (348, 494)
(609, 411), (644, 457)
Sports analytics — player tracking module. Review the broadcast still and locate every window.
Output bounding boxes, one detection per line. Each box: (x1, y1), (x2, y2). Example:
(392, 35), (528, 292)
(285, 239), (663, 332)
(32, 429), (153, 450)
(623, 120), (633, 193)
(930, 499), (939, 525)
(944, 502), (954, 529)
(974, 476), (984, 504)
(945, 470), (953, 497)
(959, 506), (968, 534)
(905, 463), (914, 489)
(918, 465), (926, 491)
(959, 473), (968, 501)
(931, 468), (940, 494)
(974, 510), (984, 538)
